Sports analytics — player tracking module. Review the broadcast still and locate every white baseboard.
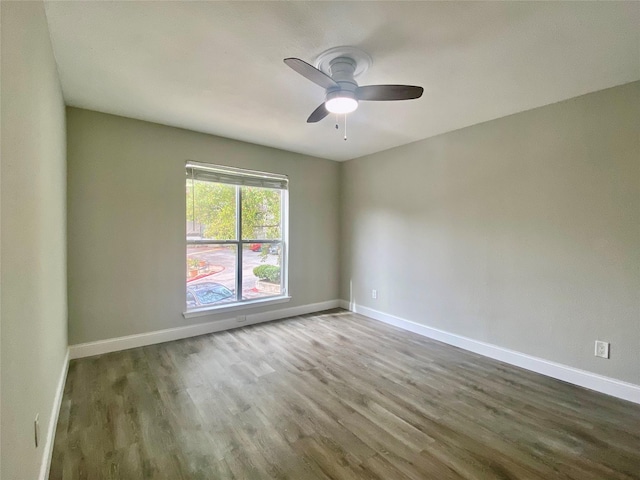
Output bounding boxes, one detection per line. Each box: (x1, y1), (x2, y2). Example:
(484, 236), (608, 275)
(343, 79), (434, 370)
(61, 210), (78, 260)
(39, 348), (70, 480)
(340, 300), (640, 405)
(69, 300), (341, 359)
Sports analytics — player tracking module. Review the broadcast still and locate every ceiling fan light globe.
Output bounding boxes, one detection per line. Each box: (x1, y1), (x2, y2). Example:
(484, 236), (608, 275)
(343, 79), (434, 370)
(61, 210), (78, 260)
(325, 97), (358, 114)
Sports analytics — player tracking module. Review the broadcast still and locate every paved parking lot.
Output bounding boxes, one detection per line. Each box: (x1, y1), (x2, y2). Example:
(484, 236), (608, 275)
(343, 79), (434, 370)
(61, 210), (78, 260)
(187, 244), (280, 300)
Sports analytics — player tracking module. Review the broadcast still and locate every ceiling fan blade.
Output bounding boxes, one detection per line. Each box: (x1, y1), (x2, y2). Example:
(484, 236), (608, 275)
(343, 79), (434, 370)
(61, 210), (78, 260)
(307, 103), (329, 123)
(356, 85), (424, 101)
(284, 58), (339, 90)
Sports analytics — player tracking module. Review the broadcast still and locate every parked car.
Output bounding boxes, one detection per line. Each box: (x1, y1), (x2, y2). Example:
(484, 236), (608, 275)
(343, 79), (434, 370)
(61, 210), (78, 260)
(248, 243), (280, 254)
(187, 282), (234, 308)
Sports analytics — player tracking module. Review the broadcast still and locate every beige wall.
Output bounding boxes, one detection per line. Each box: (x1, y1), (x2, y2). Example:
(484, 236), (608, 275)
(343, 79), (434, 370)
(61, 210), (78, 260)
(1, 2), (69, 479)
(341, 82), (640, 385)
(67, 108), (340, 345)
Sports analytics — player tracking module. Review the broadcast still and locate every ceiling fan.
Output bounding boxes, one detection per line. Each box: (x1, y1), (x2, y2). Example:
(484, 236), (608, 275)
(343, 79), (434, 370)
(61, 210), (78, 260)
(284, 47), (424, 123)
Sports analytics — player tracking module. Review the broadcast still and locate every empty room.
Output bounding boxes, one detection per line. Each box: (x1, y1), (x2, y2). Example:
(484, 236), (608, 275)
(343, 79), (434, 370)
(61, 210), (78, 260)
(1, 1), (639, 479)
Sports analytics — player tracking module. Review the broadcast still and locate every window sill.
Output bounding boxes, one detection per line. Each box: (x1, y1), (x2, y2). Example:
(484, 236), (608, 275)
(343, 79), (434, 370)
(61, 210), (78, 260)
(182, 295), (292, 319)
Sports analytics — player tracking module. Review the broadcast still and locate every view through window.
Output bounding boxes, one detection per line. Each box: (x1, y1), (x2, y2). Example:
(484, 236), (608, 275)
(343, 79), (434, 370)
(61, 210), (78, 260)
(186, 162), (288, 311)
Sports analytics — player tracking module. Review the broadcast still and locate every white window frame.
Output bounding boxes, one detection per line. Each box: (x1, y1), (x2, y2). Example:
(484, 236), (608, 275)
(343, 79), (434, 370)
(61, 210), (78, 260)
(183, 161), (289, 317)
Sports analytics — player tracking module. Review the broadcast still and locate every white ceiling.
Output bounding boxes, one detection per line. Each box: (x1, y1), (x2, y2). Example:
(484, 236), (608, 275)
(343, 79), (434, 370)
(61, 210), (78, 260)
(44, 1), (639, 162)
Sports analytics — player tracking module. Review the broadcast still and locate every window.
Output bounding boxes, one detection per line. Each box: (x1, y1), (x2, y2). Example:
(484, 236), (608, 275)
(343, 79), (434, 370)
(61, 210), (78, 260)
(186, 161), (288, 313)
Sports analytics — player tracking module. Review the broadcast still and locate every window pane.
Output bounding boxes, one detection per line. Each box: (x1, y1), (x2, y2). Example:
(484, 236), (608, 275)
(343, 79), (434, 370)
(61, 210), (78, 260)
(187, 179), (237, 241)
(242, 243), (281, 300)
(187, 244), (237, 308)
(241, 186), (282, 240)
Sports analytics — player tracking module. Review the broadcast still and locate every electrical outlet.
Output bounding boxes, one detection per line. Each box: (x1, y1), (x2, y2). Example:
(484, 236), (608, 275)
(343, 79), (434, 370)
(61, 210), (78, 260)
(594, 340), (610, 359)
(236, 315), (246, 323)
(371, 289), (377, 299)
(34, 414), (40, 448)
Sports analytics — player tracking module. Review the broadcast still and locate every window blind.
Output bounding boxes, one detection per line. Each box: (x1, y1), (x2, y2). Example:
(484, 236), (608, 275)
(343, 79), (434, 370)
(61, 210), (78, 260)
(186, 161), (288, 190)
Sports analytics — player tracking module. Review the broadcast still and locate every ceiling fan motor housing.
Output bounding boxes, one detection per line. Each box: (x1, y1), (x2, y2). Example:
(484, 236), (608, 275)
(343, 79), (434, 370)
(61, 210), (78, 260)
(325, 56), (358, 112)
(328, 57), (358, 93)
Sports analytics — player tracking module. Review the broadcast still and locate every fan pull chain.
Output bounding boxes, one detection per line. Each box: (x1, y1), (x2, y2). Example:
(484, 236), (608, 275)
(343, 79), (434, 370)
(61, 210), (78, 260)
(344, 114), (347, 141)
(333, 114), (348, 141)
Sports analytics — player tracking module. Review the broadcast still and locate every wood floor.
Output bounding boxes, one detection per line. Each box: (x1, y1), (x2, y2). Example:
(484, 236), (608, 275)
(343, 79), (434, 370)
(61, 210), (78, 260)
(50, 309), (640, 480)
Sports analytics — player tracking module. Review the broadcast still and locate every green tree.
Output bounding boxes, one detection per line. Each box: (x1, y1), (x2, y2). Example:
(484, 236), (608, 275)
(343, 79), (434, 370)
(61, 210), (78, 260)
(187, 180), (236, 239)
(241, 186), (281, 240)
(187, 181), (281, 240)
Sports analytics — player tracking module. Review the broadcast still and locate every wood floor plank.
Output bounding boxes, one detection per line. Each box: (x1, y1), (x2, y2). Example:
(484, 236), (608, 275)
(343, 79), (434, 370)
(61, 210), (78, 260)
(50, 309), (640, 479)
